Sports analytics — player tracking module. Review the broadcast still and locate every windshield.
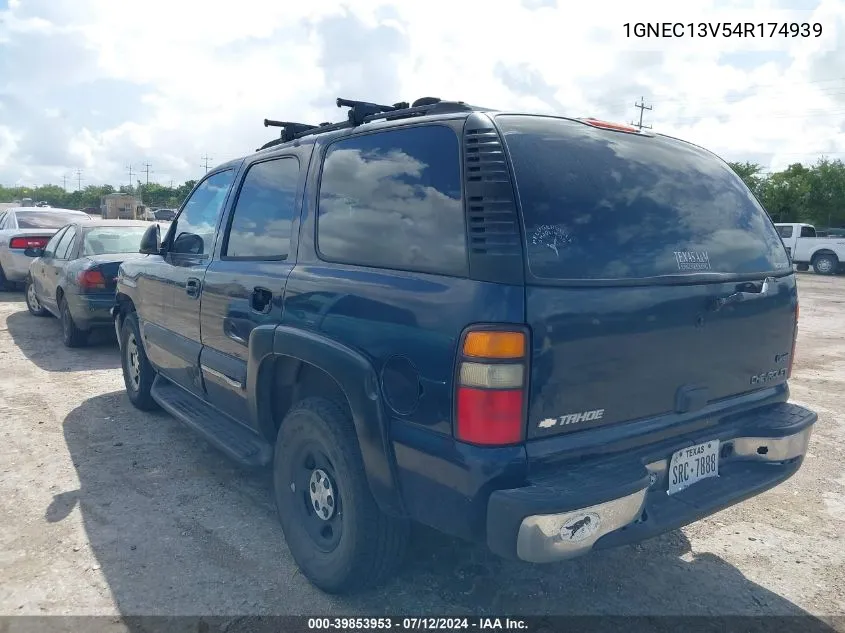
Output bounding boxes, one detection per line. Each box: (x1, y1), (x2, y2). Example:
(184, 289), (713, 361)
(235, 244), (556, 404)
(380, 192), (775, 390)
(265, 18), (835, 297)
(497, 115), (791, 281)
(16, 211), (86, 229)
(82, 226), (149, 256)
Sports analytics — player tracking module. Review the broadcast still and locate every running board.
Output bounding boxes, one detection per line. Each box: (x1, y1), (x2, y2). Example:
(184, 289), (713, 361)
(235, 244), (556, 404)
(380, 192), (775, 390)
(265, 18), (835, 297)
(151, 376), (273, 468)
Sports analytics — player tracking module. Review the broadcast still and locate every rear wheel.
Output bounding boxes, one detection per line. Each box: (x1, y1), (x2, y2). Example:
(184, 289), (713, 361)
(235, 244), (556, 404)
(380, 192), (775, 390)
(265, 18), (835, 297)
(0, 265), (12, 291)
(120, 311), (158, 411)
(274, 397), (409, 594)
(25, 280), (48, 316)
(59, 297), (88, 347)
(813, 253), (838, 275)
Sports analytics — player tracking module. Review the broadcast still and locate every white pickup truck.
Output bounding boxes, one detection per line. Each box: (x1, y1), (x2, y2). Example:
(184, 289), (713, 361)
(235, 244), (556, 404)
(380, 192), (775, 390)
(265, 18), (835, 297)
(775, 222), (845, 275)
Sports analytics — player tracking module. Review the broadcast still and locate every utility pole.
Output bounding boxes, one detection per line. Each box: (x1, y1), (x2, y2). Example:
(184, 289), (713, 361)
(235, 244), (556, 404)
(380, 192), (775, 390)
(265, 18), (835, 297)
(62, 174), (68, 191)
(127, 164), (135, 190)
(76, 169), (83, 191)
(142, 162), (153, 186)
(631, 96), (653, 130)
(201, 155), (213, 174)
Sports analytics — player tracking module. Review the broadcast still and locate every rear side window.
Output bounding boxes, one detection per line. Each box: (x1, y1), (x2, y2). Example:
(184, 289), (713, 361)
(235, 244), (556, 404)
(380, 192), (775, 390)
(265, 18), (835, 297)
(497, 116), (791, 281)
(777, 225), (794, 238)
(800, 225), (816, 238)
(224, 157), (299, 259)
(317, 125), (467, 276)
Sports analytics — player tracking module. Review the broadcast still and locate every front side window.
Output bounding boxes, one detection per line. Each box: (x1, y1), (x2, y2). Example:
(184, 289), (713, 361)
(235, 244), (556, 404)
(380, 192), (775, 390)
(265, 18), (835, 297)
(317, 125), (466, 276)
(55, 227), (77, 260)
(43, 227), (67, 257)
(224, 157), (299, 259)
(169, 170), (235, 257)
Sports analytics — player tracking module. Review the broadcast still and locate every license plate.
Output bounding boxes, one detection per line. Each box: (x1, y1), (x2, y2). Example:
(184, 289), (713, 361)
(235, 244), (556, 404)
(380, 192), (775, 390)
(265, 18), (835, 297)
(667, 440), (720, 495)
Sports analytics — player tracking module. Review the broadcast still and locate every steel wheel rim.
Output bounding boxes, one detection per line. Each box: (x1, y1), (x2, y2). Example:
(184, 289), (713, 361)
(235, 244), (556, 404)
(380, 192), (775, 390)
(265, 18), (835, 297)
(126, 332), (141, 391)
(27, 284), (40, 311)
(817, 258), (833, 273)
(293, 445), (343, 552)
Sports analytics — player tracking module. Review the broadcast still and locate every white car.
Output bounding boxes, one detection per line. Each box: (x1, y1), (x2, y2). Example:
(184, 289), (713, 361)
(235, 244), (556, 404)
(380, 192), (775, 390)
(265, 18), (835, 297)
(775, 222), (845, 275)
(0, 207), (92, 289)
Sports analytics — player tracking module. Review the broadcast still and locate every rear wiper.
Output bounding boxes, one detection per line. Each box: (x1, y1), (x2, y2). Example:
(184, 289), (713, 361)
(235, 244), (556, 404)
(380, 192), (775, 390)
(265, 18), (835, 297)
(711, 277), (776, 312)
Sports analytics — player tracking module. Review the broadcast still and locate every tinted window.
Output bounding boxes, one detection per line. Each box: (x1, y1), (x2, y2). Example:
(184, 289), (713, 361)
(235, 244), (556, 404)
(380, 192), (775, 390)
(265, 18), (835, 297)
(777, 225), (794, 238)
(800, 225), (816, 238)
(83, 226), (149, 256)
(225, 158), (299, 259)
(317, 125), (466, 276)
(16, 211), (86, 229)
(44, 227), (67, 257)
(498, 116), (791, 280)
(55, 227), (77, 259)
(170, 170), (235, 257)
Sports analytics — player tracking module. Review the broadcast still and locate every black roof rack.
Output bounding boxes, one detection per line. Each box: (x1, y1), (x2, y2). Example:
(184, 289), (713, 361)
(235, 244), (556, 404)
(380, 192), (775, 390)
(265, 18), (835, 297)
(256, 97), (481, 151)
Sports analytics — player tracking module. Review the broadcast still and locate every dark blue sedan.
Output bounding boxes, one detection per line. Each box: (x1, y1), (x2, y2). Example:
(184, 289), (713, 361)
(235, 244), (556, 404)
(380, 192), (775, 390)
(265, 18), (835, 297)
(23, 220), (158, 347)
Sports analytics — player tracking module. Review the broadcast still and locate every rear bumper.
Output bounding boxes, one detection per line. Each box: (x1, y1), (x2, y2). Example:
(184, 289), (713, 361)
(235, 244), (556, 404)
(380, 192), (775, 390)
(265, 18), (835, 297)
(1, 250), (34, 282)
(486, 402), (816, 563)
(67, 294), (116, 329)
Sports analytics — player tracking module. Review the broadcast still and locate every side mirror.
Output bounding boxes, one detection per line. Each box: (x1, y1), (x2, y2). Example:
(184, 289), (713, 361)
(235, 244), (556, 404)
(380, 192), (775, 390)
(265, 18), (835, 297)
(139, 223), (161, 255)
(24, 247), (44, 258)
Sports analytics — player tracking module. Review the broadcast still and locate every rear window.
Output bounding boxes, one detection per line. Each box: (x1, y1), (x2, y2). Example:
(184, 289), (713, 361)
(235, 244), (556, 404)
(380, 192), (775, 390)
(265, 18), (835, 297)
(16, 211), (86, 229)
(497, 116), (791, 281)
(82, 227), (149, 256)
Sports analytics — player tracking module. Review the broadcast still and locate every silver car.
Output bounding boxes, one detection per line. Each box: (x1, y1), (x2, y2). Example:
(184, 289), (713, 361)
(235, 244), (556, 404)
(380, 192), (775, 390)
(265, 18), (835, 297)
(0, 207), (92, 289)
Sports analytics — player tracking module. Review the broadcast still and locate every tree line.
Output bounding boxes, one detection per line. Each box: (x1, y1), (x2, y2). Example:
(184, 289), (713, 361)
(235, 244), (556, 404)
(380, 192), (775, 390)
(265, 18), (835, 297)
(3, 157), (844, 228)
(728, 157), (845, 228)
(0, 181), (197, 211)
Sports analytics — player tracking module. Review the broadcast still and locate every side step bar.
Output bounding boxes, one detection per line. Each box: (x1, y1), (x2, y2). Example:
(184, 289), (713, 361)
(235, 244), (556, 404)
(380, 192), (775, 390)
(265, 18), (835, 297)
(151, 376), (273, 468)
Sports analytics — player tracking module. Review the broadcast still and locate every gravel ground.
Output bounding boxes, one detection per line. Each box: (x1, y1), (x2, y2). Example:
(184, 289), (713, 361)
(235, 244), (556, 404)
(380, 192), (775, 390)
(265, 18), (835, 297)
(0, 274), (843, 627)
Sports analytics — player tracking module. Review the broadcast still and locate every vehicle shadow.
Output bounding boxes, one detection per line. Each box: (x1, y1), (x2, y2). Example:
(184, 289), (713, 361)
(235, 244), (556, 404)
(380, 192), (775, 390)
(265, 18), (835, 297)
(4, 309), (120, 371)
(53, 392), (837, 631)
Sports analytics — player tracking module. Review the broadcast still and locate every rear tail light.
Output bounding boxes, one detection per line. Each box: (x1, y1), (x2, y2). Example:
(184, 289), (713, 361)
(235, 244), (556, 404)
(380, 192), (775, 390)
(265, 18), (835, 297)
(78, 269), (107, 290)
(455, 329), (527, 446)
(9, 236), (49, 249)
(788, 302), (799, 379)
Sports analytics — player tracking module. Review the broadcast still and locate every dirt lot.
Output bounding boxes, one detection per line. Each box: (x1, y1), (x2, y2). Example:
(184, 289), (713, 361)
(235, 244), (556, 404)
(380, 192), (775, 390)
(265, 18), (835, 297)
(0, 274), (843, 623)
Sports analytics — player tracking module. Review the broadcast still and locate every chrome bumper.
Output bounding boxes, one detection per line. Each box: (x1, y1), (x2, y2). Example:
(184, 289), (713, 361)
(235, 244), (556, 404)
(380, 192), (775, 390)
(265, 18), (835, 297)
(512, 424), (813, 564)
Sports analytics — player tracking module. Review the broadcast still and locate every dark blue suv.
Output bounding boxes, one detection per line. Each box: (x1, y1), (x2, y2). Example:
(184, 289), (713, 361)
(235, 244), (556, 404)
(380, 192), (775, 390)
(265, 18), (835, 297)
(112, 97), (816, 594)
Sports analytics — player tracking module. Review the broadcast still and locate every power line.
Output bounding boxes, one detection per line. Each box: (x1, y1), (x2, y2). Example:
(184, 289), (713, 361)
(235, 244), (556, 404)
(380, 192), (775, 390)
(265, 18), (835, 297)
(201, 155), (213, 173)
(631, 96), (652, 130)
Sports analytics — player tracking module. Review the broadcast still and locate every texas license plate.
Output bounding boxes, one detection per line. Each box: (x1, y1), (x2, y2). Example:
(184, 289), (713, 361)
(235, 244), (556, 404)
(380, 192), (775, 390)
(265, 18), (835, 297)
(667, 440), (720, 495)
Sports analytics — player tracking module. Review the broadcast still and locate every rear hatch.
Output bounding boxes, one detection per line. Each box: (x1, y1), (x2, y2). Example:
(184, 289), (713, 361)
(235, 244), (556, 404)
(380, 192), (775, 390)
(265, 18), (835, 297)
(495, 115), (796, 440)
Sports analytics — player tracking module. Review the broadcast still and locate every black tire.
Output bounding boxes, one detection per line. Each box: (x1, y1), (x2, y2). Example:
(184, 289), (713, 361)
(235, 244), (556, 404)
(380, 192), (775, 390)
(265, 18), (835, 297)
(813, 253), (838, 275)
(274, 397), (409, 594)
(0, 265), (12, 291)
(25, 279), (48, 316)
(120, 311), (158, 411)
(59, 296), (88, 347)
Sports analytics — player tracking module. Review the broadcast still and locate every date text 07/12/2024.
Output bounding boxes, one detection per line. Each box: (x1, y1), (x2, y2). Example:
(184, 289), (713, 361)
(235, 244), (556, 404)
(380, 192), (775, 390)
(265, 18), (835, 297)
(307, 618), (528, 631)
(624, 22), (823, 38)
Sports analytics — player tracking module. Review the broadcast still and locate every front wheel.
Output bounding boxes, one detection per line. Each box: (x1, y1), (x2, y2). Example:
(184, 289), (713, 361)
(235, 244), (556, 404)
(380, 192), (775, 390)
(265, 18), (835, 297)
(25, 280), (48, 316)
(274, 397), (409, 594)
(813, 254), (839, 275)
(120, 312), (158, 411)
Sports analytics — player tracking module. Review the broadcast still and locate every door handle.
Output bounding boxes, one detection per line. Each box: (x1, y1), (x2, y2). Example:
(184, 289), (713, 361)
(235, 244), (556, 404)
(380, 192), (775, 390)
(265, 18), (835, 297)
(185, 277), (201, 298)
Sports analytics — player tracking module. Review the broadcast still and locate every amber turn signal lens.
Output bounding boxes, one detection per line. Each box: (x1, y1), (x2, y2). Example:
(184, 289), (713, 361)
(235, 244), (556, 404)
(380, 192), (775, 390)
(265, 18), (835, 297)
(462, 331), (525, 359)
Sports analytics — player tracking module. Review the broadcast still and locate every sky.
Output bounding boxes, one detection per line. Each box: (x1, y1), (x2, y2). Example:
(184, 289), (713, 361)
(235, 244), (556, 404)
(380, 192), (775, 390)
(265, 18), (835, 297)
(0, 0), (843, 190)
